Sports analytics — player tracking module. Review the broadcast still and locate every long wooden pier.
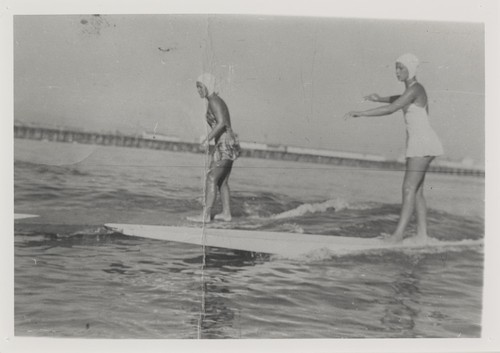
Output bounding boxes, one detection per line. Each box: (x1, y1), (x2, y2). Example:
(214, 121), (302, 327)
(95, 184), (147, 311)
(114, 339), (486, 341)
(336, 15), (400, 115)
(14, 125), (484, 177)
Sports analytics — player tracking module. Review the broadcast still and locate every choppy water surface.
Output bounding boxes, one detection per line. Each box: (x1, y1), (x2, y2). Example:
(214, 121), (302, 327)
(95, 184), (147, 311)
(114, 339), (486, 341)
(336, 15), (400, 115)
(14, 139), (484, 338)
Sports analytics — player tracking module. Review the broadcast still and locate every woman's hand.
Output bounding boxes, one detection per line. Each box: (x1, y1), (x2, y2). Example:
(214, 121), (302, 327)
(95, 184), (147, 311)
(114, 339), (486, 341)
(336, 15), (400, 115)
(363, 93), (381, 102)
(344, 111), (362, 120)
(200, 139), (209, 151)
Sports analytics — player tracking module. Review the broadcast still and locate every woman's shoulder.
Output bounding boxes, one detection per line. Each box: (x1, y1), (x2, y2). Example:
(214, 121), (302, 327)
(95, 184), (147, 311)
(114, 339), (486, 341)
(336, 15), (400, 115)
(405, 82), (426, 98)
(411, 81), (426, 92)
(208, 94), (228, 109)
(408, 82), (428, 107)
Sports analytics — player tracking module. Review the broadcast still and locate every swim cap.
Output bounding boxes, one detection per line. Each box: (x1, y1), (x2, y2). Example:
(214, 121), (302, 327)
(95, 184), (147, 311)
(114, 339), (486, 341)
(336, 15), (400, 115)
(196, 73), (217, 96)
(396, 53), (419, 79)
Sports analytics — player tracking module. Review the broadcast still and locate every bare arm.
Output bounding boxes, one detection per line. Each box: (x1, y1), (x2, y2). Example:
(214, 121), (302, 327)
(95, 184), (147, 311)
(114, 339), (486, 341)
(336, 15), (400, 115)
(202, 96), (230, 144)
(364, 93), (401, 103)
(345, 86), (419, 119)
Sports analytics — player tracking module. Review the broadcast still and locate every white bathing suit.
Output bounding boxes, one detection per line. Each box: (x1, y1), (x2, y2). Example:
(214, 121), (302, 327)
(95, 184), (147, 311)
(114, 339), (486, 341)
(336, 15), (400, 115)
(404, 104), (444, 158)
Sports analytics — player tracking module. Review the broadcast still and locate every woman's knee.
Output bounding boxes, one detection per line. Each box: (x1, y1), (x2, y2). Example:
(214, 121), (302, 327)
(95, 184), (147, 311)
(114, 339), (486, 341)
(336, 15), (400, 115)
(416, 184), (425, 197)
(206, 170), (217, 185)
(402, 179), (419, 196)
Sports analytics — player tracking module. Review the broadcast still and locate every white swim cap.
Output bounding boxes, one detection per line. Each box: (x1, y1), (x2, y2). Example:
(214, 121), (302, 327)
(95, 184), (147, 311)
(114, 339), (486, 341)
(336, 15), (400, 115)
(196, 73), (217, 96)
(396, 53), (419, 79)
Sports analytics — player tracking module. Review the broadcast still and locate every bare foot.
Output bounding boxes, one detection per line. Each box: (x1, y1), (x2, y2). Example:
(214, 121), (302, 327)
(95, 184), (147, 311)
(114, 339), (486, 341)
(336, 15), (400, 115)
(186, 214), (211, 223)
(403, 233), (428, 246)
(214, 213), (232, 222)
(402, 235), (427, 246)
(381, 233), (404, 244)
(377, 233), (391, 240)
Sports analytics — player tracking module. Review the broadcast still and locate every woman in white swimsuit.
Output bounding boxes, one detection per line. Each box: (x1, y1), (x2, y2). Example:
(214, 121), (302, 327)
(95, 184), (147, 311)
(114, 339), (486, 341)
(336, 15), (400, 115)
(188, 73), (240, 223)
(344, 54), (443, 243)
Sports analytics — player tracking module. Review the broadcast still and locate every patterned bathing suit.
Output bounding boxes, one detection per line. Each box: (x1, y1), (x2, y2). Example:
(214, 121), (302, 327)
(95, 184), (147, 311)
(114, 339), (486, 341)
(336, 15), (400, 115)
(213, 129), (240, 162)
(206, 111), (240, 162)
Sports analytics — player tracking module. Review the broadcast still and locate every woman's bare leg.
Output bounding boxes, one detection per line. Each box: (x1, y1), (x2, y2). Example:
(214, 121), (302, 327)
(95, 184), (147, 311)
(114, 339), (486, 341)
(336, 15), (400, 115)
(414, 157), (434, 241)
(214, 161), (233, 221)
(385, 156), (433, 243)
(414, 180), (428, 241)
(188, 160), (233, 223)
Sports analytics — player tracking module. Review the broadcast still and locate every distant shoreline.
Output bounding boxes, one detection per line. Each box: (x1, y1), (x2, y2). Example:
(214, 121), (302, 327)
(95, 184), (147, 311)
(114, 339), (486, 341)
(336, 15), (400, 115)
(14, 124), (484, 178)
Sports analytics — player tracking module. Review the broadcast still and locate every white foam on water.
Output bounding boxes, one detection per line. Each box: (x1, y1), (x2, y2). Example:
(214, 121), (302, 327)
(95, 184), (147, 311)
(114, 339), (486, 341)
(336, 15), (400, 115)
(14, 214), (39, 220)
(271, 198), (350, 219)
(270, 237), (484, 262)
(278, 223), (305, 234)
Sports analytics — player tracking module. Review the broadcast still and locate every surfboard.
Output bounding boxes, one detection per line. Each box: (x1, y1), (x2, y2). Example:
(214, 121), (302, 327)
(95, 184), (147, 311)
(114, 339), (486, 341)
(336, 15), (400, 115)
(14, 214), (39, 220)
(104, 223), (482, 257)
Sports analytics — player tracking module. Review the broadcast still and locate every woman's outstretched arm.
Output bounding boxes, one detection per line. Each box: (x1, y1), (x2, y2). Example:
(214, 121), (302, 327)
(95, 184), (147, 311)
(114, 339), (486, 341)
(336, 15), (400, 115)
(345, 85), (419, 119)
(364, 93), (401, 103)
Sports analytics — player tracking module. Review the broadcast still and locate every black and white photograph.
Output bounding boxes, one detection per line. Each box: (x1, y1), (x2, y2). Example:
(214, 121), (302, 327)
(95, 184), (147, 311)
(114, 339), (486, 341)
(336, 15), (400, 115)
(2, 0), (499, 352)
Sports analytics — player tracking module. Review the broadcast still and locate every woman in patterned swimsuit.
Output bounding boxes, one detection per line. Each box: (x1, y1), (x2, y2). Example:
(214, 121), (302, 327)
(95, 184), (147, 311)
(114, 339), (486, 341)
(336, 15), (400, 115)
(344, 54), (443, 243)
(188, 73), (240, 223)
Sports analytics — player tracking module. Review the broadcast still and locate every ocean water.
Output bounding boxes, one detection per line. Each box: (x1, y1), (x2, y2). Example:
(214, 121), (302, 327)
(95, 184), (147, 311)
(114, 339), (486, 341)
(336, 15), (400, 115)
(13, 139), (484, 338)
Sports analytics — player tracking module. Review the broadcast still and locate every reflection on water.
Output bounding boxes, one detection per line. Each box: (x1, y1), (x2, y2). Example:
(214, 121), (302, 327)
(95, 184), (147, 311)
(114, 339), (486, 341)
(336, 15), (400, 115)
(185, 248), (270, 339)
(382, 270), (421, 334)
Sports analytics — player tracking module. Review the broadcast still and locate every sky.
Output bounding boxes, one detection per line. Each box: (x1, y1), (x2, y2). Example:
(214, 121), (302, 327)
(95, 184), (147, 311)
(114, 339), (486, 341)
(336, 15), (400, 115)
(12, 6), (486, 166)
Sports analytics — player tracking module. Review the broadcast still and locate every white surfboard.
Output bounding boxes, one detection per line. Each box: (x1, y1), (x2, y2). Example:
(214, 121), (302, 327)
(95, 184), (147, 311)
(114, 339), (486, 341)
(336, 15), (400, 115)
(14, 214), (39, 220)
(104, 223), (482, 257)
